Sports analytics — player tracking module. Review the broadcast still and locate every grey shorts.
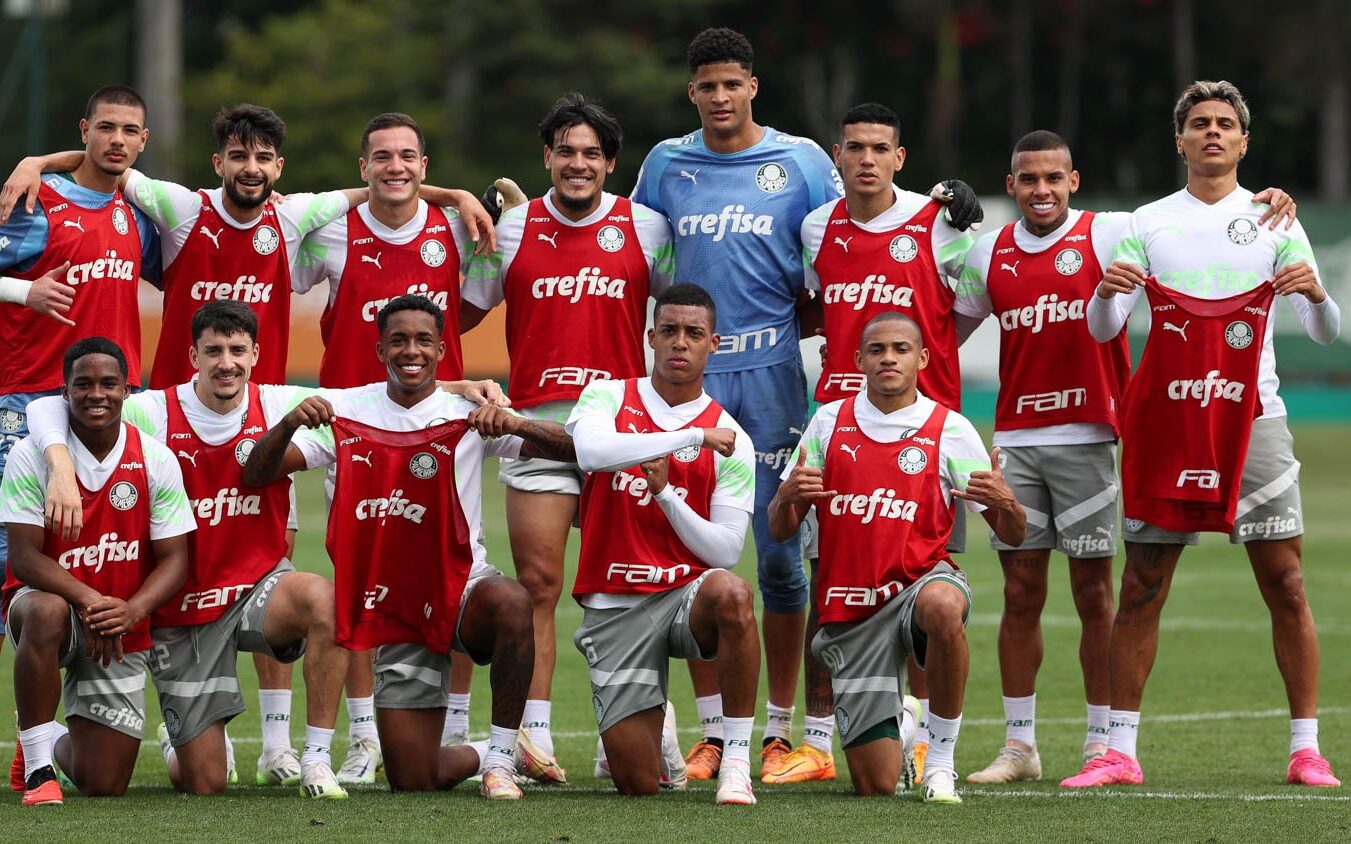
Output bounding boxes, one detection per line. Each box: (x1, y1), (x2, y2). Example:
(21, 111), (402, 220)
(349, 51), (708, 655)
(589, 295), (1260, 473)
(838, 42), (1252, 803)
(811, 563), (970, 746)
(1124, 417), (1302, 545)
(992, 442), (1119, 557)
(498, 455), (587, 496)
(805, 508), (967, 558)
(373, 569), (498, 710)
(150, 562), (302, 746)
(574, 571), (720, 733)
(9, 587), (149, 740)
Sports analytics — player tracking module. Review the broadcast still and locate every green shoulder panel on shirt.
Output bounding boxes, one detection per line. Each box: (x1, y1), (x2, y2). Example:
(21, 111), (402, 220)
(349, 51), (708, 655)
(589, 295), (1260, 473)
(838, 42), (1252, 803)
(295, 192), (350, 237)
(150, 471), (192, 525)
(946, 457), (990, 491)
(716, 454), (755, 500)
(122, 392), (166, 439)
(130, 178), (183, 230)
(1275, 237), (1318, 272)
(296, 235), (329, 271)
(574, 383), (622, 419)
(651, 240), (676, 278)
(0, 471), (43, 516)
(1112, 234), (1147, 268)
(956, 261), (987, 298)
(938, 231), (975, 267)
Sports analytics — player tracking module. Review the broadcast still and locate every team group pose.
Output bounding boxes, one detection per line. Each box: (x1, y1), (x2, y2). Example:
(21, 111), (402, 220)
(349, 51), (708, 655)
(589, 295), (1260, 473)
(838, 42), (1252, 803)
(0, 25), (1341, 811)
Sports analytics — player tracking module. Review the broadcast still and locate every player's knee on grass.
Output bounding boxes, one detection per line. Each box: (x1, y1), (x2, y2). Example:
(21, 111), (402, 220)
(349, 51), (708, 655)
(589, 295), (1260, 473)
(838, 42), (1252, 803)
(843, 720), (902, 796)
(915, 581), (969, 641)
(67, 717), (139, 796)
(171, 725), (230, 795)
(603, 710), (663, 796)
(378, 709), (445, 792)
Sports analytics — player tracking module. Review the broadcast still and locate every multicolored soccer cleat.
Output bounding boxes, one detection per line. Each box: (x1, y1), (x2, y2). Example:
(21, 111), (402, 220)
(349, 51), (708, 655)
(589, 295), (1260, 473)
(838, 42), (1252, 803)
(21, 766), (63, 807)
(685, 738), (723, 781)
(516, 730), (567, 785)
(336, 735), (383, 786)
(761, 744), (836, 784)
(480, 766), (524, 800)
(1059, 749), (1144, 788)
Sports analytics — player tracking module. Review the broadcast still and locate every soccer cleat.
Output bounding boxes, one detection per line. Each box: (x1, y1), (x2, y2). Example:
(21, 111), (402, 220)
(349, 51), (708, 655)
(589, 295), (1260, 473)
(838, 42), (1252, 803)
(156, 722), (175, 764)
(685, 739), (723, 780)
(1059, 749), (1144, 787)
(299, 760), (349, 799)
(913, 740), (929, 784)
(965, 742), (1042, 784)
(660, 705), (688, 791)
(10, 740), (25, 792)
(922, 767), (962, 804)
(759, 737), (791, 775)
(256, 746), (303, 786)
(594, 736), (611, 779)
(516, 730), (567, 784)
(1287, 749), (1341, 787)
(760, 743), (836, 784)
(480, 766), (524, 800)
(715, 764), (756, 805)
(901, 695), (922, 791)
(21, 766), (63, 807)
(336, 735), (383, 785)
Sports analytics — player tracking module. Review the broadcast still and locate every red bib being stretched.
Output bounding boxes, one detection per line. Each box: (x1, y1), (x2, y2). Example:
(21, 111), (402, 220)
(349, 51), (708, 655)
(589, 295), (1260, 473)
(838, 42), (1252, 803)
(816, 398), (954, 623)
(327, 417), (472, 651)
(1121, 278), (1274, 533)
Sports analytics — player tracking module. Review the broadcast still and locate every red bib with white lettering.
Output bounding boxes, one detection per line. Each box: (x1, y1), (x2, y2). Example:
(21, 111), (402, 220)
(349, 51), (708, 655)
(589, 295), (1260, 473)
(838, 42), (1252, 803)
(816, 398), (954, 623)
(319, 206), (463, 388)
(0, 181), (144, 392)
(151, 195), (292, 388)
(504, 197), (650, 408)
(155, 382), (290, 627)
(3, 425), (156, 651)
(986, 213), (1131, 433)
(812, 198), (960, 408)
(327, 417), (472, 651)
(1121, 278), (1274, 533)
(573, 380), (723, 598)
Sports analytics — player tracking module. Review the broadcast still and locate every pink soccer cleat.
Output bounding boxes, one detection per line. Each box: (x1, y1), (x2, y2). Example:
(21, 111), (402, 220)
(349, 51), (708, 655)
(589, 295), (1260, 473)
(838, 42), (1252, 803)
(1287, 749), (1340, 787)
(1059, 749), (1144, 788)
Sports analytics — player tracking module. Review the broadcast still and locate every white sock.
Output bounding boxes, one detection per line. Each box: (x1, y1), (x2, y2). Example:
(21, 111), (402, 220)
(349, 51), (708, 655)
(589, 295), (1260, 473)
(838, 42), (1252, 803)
(926, 712), (962, 774)
(470, 739), (490, 773)
(19, 721), (56, 780)
(723, 716), (753, 772)
(301, 725), (335, 769)
(484, 725), (518, 772)
(522, 699), (554, 756)
(695, 694), (724, 741)
(259, 689), (293, 751)
(764, 703), (794, 742)
(442, 693), (471, 744)
(224, 727), (236, 771)
(917, 698), (931, 744)
(1291, 718), (1319, 754)
(1002, 694), (1036, 747)
(802, 715), (835, 753)
(347, 696), (378, 741)
(1085, 703), (1111, 750)
(1107, 709), (1141, 758)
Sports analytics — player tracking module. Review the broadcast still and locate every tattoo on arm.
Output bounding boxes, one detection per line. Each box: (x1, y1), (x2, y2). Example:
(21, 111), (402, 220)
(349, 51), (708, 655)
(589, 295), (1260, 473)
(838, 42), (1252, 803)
(516, 420), (575, 462)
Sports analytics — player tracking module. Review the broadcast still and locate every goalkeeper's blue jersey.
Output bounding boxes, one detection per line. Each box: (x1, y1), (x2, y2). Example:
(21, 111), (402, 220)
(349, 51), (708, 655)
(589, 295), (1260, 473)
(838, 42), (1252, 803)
(631, 127), (843, 373)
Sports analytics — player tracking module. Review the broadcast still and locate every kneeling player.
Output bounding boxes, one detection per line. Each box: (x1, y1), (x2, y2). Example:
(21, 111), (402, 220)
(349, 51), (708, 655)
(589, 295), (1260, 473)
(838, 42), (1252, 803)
(0, 338), (193, 805)
(567, 284), (760, 805)
(769, 313), (1025, 802)
(244, 295), (573, 799)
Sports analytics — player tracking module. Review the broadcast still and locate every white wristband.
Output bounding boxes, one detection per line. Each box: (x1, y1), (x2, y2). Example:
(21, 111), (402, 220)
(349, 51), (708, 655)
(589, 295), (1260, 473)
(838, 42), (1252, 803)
(0, 276), (33, 305)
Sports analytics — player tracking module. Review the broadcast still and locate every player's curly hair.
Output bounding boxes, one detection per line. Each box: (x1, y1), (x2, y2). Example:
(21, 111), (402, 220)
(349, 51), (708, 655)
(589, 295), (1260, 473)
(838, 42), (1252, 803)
(686, 27), (753, 73)
(377, 294), (444, 336)
(63, 337), (128, 382)
(1173, 80), (1250, 135)
(213, 103), (286, 154)
(841, 103), (901, 143)
(192, 300), (259, 344)
(539, 93), (623, 161)
(654, 283), (717, 326)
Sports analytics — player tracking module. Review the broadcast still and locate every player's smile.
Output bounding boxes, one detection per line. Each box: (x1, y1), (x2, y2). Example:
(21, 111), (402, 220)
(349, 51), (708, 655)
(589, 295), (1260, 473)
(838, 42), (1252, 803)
(361, 126), (427, 208)
(1008, 148), (1078, 236)
(65, 352), (129, 433)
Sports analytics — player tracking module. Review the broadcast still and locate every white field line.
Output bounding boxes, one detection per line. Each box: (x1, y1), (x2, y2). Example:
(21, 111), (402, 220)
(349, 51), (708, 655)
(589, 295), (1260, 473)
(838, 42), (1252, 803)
(960, 787), (1351, 803)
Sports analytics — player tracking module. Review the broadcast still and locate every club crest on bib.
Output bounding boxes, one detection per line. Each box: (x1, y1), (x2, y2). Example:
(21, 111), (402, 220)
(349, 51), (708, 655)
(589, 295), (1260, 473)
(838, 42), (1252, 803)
(112, 206), (130, 236)
(1054, 248), (1083, 275)
(897, 446), (928, 474)
(109, 480), (139, 510)
(252, 224), (280, 255)
(234, 439), (256, 467)
(1227, 218), (1258, 245)
(0, 409), (21, 433)
(672, 444), (701, 463)
(420, 239), (447, 267)
(1225, 320), (1255, 349)
(889, 235), (919, 263)
(756, 162), (788, 193)
(596, 225), (625, 252)
(409, 452), (439, 479)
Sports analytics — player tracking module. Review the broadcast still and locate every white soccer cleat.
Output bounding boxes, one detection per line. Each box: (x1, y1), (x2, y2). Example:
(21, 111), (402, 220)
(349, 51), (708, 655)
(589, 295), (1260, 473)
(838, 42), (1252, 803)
(156, 722), (175, 765)
(480, 765), (524, 800)
(336, 735), (383, 786)
(299, 760), (349, 800)
(922, 767), (962, 804)
(966, 742), (1042, 784)
(660, 703), (688, 791)
(256, 746), (303, 786)
(715, 764), (757, 806)
(594, 735), (612, 779)
(900, 695), (922, 791)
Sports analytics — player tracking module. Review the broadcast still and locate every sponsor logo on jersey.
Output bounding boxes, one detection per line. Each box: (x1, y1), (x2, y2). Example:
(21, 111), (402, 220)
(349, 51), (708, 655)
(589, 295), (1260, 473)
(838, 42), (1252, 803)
(1054, 248), (1083, 275)
(181, 583), (253, 611)
(676, 205), (774, 241)
(718, 326), (778, 355)
(596, 225), (625, 252)
(1166, 370), (1246, 407)
(889, 235), (919, 263)
(822, 373), (866, 392)
(828, 488), (919, 524)
(672, 445), (701, 463)
(757, 446), (794, 471)
(608, 214), (630, 223)
(755, 162), (788, 193)
(420, 239), (448, 267)
(822, 275), (914, 309)
(530, 267), (629, 302)
(65, 249), (136, 286)
(823, 581), (905, 606)
(352, 236), (375, 245)
(191, 275), (274, 303)
(540, 366), (611, 387)
(1015, 387), (1087, 414)
(355, 489), (428, 524)
(610, 472), (688, 507)
(606, 562), (692, 585)
(995, 246), (1015, 255)
(58, 531), (141, 572)
(361, 284), (450, 322)
(424, 224), (448, 235)
(191, 488), (262, 527)
(839, 443), (861, 461)
(112, 206), (130, 236)
(1064, 233), (1089, 243)
(1225, 320), (1255, 349)
(1227, 218), (1258, 245)
(252, 224), (280, 254)
(904, 223), (928, 234)
(897, 447), (928, 474)
(235, 439), (256, 466)
(409, 452), (438, 479)
(1176, 468), (1220, 488)
(47, 202), (69, 214)
(109, 480), (139, 510)
(997, 293), (1086, 333)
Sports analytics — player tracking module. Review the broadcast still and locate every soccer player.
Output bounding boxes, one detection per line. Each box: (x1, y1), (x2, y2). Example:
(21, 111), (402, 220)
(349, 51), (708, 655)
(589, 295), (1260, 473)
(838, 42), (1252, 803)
(567, 283), (760, 804)
(1065, 81), (1341, 788)
(459, 92), (674, 780)
(768, 313), (1026, 802)
(0, 338), (193, 805)
(242, 295), (573, 800)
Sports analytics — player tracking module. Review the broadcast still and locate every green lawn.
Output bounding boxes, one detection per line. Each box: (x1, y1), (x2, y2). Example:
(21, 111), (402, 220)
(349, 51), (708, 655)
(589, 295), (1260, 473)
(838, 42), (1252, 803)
(2, 425), (1350, 841)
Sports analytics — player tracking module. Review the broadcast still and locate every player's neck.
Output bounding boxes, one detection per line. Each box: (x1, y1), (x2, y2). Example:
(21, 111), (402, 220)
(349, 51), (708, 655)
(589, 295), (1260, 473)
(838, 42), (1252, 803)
(550, 189), (602, 223)
(846, 186), (897, 224)
(651, 375), (703, 408)
(1185, 171), (1239, 204)
(219, 193), (265, 225)
(70, 159), (120, 194)
(866, 387), (917, 415)
(384, 381), (437, 409)
(71, 417), (120, 461)
(703, 121), (765, 155)
(193, 379), (246, 416)
(1023, 209), (1070, 238)
(368, 196), (418, 231)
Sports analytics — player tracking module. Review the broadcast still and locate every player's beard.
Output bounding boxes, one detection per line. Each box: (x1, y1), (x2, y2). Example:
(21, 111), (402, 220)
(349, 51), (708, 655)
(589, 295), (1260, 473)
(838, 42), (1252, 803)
(555, 188), (597, 214)
(225, 178), (274, 210)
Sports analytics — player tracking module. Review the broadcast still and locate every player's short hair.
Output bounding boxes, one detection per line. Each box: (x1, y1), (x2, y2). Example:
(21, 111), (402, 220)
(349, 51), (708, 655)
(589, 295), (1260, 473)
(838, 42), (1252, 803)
(1010, 129), (1071, 171)
(212, 103), (286, 154)
(687, 27), (753, 73)
(361, 112), (426, 157)
(377, 294), (444, 336)
(840, 103), (901, 143)
(63, 337), (128, 382)
(653, 283), (717, 327)
(860, 311), (924, 349)
(192, 300), (259, 344)
(85, 84), (147, 121)
(1173, 80), (1251, 135)
(539, 92), (623, 161)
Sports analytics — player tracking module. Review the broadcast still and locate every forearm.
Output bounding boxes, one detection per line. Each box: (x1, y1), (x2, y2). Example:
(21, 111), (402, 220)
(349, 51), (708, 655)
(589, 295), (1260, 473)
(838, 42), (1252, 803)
(243, 422), (300, 486)
(1086, 290), (1131, 342)
(653, 496), (749, 569)
(516, 420), (575, 461)
(572, 415), (702, 472)
(985, 504), (1027, 548)
(1298, 294), (1341, 345)
(9, 548), (101, 608)
(767, 493), (809, 543)
(420, 184), (474, 209)
(31, 150), (86, 174)
(955, 312), (985, 346)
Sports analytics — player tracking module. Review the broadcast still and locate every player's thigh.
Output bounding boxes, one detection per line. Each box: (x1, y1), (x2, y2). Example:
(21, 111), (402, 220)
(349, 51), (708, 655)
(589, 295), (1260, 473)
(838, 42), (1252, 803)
(502, 481), (578, 590)
(601, 706), (664, 793)
(990, 445), (1055, 552)
(253, 565), (328, 652)
(811, 600), (907, 748)
(574, 600), (671, 734)
(684, 569), (753, 656)
(900, 564), (972, 665)
(1042, 442), (1120, 559)
(1230, 417), (1303, 544)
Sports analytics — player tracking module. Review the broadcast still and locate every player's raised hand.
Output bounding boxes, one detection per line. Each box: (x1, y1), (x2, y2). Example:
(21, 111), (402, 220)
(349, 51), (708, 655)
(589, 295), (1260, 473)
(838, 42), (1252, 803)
(780, 449), (837, 504)
(283, 396), (336, 431)
(24, 262), (77, 327)
(640, 456), (670, 494)
(701, 427), (737, 457)
(1253, 187), (1296, 230)
(0, 156), (45, 223)
(481, 177), (528, 225)
(1098, 261), (1147, 298)
(44, 458), (83, 542)
(953, 447), (1019, 512)
(930, 179), (984, 232)
(467, 404), (522, 438)
(1272, 261), (1326, 303)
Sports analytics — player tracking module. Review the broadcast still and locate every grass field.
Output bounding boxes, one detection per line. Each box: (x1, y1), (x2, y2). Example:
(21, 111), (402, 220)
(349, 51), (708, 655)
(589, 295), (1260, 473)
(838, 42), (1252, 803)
(3, 424), (1350, 841)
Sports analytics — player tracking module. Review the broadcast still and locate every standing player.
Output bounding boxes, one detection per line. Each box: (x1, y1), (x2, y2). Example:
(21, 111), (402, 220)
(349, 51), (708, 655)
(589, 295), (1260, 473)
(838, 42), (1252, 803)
(567, 283), (760, 804)
(460, 92), (674, 780)
(1066, 81), (1341, 788)
(768, 313), (1026, 802)
(1, 338), (193, 806)
(243, 295), (573, 799)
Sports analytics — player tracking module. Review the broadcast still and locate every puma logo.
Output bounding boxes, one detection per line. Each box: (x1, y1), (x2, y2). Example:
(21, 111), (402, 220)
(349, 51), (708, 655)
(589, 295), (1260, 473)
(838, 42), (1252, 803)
(679, 169), (699, 185)
(351, 450), (373, 467)
(361, 253), (383, 270)
(839, 443), (860, 461)
(538, 232), (558, 248)
(1163, 320), (1189, 341)
(176, 449), (199, 468)
(834, 236), (852, 253)
(626, 422), (641, 434)
(1000, 261), (1019, 277)
(62, 217), (85, 233)
(200, 225), (224, 249)
(1095, 526), (1112, 536)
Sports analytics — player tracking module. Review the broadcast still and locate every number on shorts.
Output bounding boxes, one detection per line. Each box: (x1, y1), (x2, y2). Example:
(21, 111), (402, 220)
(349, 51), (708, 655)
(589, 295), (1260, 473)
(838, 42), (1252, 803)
(579, 636), (599, 666)
(151, 643), (172, 672)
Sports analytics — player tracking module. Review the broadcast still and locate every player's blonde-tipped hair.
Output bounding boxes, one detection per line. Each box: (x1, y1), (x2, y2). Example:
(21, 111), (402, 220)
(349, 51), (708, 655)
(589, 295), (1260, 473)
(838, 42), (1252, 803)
(1173, 80), (1251, 135)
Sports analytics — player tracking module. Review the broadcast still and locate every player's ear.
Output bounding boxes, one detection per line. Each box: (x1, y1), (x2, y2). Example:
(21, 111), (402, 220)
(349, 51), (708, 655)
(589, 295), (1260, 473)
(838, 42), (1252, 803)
(1005, 173), (1016, 198)
(854, 348), (864, 372)
(358, 157), (370, 182)
(435, 338), (446, 361)
(687, 80), (697, 105)
(274, 155), (285, 177)
(605, 157), (616, 175)
(647, 326), (656, 349)
(1068, 169), (1080, 193)
(212, 153), (224, 179)
(709, 332), (720, 352)
(189, 343), (201, 370)
(79, 118), (90, 145)
(917, 347), (930, 371)
(249, 342), (260, 366)
(748, 76), (758, 100)
(832, 143), (842, 168)
(894, 146), (906, 172)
